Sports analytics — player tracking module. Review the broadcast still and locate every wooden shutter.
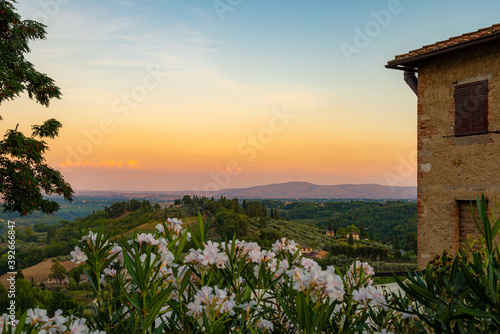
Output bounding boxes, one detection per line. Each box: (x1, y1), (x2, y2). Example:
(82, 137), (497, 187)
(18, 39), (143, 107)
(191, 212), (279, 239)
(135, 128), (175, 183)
(471, 81), (488, 133)
(455, 80), (488, 136)
(455, 84), (470, 135)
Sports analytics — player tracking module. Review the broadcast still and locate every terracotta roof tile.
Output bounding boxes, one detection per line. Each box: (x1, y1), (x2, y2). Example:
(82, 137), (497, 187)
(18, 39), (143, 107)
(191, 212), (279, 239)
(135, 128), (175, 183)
(387, 24), (500, 67)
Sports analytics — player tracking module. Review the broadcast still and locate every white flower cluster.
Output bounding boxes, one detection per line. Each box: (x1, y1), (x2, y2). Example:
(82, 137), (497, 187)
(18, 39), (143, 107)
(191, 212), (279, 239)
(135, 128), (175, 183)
(345, 260), (375, 288)
(287, 263), (344, 303)
(255, 318), (274, 331)
(66, 217), (412, 333)
(183, 238), (295, 281)
(184, 240), (229, 269)
(70, 246), (87, 264)
(133, 233), (158, 245)
(156, 218), (183, 236)
(272, 238), (299, 255)
(352, 286), (387, 309)
(109, 243), (123, 264)
(1, 308), (106, 334)
(81, 231), (98, 244)
(186, 286), (236, 320)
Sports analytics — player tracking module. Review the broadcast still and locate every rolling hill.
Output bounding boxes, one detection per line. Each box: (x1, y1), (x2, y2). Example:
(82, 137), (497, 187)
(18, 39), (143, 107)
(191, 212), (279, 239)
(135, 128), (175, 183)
(178, 182), (416, 199)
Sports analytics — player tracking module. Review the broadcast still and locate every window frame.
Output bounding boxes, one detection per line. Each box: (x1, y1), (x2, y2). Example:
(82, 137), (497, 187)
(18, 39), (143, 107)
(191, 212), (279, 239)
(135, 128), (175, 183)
(454, 80), (488, 137)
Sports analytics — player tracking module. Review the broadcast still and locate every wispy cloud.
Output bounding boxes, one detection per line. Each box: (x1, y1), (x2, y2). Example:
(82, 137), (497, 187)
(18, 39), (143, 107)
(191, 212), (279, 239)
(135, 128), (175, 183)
(60, 160), (139, 169)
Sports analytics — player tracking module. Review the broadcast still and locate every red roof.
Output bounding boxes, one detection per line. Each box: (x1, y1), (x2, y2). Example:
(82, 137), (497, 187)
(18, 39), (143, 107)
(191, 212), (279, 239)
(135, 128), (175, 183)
(387, 24), (500, 69)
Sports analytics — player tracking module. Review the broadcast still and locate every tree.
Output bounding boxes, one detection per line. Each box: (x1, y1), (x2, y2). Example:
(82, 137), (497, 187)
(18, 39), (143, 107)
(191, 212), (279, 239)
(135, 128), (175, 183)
(404, 232), (417, 252)
(262, 204), (267, 217)
(394, 232), (401, 260)
(328, 218), (332, 232)
(67, 277), (77, 290)
(394, 232), (400, 251)
(258, 217), (268, 229)
(49, 261), (66, 285)
(360, 221), (367, 238)
(345, 224), (360, 234)
(16, 269), (24, 280)
(23, 226), (34, 236)
(259, 229), (281, 244)
(348, 233), (354, 245)
(0, 0), (73, 216)
(46, 226), (56, 242)
(33, 223), (50, 232)
(69, 268), (81, 283)
(7, 227), (21, 241)
(182, 195), (192, 205)
(273, 208), (280, 220)
(128, 199), (141, 211)
(337, 227), (346, 238)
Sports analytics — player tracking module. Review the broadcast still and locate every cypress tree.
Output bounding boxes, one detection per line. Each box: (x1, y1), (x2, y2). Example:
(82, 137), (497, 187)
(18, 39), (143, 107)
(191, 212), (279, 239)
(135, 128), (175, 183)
(348, 233), (354, 245)
(394, 232), (401, 259)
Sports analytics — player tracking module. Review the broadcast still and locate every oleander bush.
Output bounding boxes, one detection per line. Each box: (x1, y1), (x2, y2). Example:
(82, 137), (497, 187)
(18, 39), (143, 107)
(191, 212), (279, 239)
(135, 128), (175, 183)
(7, 195), (500, 333)
(395, 195), (500, 333)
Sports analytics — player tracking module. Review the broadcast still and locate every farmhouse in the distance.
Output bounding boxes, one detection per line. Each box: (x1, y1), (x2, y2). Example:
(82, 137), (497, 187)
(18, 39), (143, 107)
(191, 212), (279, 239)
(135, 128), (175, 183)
(386, 24), (500, 268)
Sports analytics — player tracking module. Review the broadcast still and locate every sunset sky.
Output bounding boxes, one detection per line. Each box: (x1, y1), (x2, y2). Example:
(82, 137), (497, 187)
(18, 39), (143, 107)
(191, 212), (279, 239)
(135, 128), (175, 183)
(4, 0), (500, 191)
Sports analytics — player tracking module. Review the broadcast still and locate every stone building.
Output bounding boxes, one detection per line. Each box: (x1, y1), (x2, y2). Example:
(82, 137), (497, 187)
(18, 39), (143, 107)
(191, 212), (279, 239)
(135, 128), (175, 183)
(347, 232), (360, 241)
(386, 24), (500, 268)
(300, 244), (313, 253)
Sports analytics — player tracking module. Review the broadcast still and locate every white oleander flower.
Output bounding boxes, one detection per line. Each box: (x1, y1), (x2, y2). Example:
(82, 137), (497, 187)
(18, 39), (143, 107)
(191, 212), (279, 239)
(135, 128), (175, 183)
(70, 246), (87, 264)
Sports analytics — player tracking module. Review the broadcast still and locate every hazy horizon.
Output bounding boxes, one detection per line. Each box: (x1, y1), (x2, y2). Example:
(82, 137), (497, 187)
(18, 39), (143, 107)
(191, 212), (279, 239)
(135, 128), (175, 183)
(71, 180), (418, 193)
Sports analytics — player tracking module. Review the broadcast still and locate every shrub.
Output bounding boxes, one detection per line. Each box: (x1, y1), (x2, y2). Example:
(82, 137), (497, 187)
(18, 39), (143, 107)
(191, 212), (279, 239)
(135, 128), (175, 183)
(395, 195), (500, 332)
(61, 215), (415, 333)
(67, 278), (77, 291)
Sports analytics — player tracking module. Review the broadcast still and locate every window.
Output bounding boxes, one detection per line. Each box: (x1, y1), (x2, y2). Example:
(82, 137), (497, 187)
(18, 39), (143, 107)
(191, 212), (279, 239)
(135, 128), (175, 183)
(455, 80), (488, 136)
(457, 200), (482, 250)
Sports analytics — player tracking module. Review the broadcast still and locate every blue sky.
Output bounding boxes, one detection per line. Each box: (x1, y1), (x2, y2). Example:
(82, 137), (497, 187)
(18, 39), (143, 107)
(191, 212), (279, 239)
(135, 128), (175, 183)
(6, 0), (500, 191)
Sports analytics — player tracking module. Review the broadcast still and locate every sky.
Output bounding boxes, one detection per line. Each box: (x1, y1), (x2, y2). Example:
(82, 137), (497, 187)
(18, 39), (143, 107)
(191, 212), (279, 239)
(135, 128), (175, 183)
(3, 0), (500, 191)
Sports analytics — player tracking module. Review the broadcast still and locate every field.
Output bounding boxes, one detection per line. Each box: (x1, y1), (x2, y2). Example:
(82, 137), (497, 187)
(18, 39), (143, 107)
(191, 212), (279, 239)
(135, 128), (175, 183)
(0, 258), (80, 289)
(0, 197), (109, 233)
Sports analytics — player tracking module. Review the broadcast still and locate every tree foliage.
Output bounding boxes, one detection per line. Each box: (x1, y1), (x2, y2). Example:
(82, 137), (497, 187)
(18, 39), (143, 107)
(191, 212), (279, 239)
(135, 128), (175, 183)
(48, 261), (66, 284)
(0, 0), (73, 216)
(347, 232), (354, 245)
(263, 199), (416, 245)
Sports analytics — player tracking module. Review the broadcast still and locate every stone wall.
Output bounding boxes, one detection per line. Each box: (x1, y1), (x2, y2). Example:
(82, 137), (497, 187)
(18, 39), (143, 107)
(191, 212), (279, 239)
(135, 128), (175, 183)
(416, 39), (500, 268)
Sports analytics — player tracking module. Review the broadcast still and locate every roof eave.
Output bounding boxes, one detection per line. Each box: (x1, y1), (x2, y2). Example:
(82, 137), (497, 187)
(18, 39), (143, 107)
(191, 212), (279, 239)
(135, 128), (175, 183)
(386, 33), (500, 71)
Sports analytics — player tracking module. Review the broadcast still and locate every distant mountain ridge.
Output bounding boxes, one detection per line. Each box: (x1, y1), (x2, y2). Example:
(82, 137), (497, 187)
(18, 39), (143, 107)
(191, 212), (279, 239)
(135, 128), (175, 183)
(178, 181), (416, 199)
(74, 182), (417, 200)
